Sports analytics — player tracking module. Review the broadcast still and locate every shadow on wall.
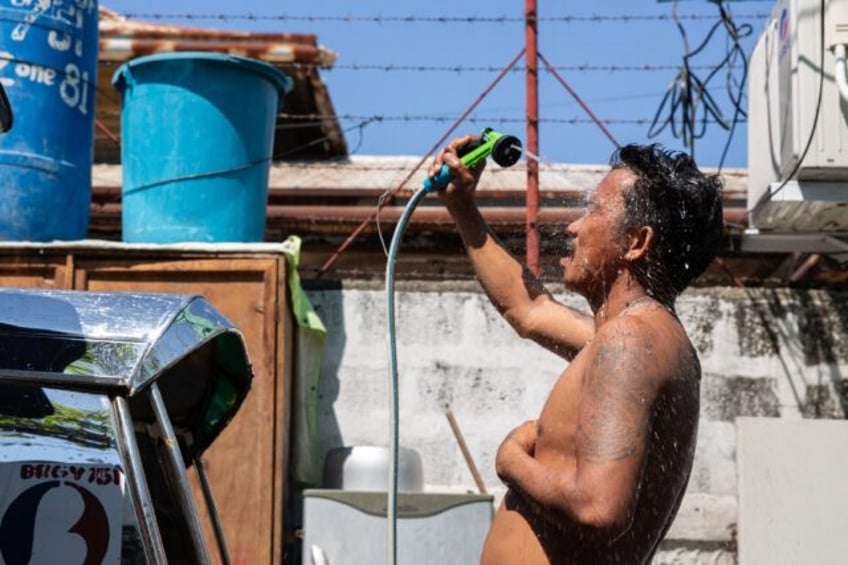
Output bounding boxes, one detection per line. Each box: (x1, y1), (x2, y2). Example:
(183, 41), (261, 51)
(746, 288), (848, 419)
(286, 281), (346, 564)
(302, 281), (346, 464)
(793, 289), (848, 417)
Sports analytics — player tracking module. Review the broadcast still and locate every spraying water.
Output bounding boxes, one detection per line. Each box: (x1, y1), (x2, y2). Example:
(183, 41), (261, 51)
(521, 147), (546, 167)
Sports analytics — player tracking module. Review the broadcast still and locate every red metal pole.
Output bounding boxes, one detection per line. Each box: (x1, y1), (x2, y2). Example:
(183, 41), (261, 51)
(525, 0), (540, 275)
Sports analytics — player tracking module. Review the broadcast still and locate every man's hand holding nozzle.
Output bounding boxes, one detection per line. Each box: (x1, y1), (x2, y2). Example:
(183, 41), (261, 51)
(430, 134), (487, 208)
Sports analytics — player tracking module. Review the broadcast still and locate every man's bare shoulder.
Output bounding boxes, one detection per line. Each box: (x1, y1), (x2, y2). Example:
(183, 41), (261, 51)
(587, 306), (695, 386)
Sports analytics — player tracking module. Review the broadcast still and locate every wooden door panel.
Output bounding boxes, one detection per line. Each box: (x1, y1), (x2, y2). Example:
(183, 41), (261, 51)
(75, 257), (283, 565)
(0, 256), (69, 289)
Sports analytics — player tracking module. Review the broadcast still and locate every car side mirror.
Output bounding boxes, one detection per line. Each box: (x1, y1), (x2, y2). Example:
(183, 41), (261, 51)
(0, 82), (12, 133)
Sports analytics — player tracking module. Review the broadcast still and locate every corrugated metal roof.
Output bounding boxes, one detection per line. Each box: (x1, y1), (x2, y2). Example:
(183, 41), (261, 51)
(85, 158), (848, 288)
(98, 7), (336, 65)
(260, 156), (748, 194)
(89, 157), (748, 237)
(90, 157), (748, 194)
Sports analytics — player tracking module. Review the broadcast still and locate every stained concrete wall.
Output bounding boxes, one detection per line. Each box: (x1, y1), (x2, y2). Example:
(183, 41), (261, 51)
(304, 282), (848, 564)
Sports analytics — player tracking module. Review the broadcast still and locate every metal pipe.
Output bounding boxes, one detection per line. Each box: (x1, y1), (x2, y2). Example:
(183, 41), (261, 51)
(789, 253), (822, 284)
(267, 205), (750, 228)
(834, 44), (848, 103)
(191, 449), (231, 565)
(113, 397), (168, 565)
(148, 383), (212, 564)
(89, 204), (750, 233)
(525, 0), (540, 275)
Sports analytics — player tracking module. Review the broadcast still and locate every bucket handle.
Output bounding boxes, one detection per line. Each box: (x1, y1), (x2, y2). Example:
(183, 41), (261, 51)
(123, 156), (272, 197)
(118, 64), (137, 91)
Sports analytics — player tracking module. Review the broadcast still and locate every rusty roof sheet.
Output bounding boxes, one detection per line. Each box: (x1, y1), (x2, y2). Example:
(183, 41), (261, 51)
(95, 7), (346, 163)
(90, 158), (748, 195)
(259, 157), (748, 195)
(98, 7), (337, 66)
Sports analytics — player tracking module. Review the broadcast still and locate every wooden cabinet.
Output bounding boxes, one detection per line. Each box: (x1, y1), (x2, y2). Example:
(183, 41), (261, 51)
(0, 243), (295, 565)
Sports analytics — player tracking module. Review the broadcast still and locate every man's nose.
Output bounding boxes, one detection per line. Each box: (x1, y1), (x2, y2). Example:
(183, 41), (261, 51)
(566, 216), (582, 236)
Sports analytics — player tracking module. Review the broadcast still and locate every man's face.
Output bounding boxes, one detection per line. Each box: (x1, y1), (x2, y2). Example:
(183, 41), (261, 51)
(560, 168), (636, 296)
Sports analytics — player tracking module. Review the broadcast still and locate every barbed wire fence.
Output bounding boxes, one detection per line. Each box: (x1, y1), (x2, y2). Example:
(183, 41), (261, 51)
(95, 4), (769, 278)
(119, 12), (768, 23)
(102, 7), (767, 168)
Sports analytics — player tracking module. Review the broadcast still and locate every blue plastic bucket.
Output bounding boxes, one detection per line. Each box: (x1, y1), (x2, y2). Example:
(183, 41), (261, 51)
(112, 52), (292, 243)
(0, 1), (99, 241)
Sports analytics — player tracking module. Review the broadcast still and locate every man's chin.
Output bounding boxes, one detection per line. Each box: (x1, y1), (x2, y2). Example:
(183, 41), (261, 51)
(562, 271), (587, 295)
(560, 259), (575, 283)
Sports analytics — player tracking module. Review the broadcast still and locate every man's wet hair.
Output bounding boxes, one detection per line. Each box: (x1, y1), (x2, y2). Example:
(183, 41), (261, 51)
(611, 143), (724, 297)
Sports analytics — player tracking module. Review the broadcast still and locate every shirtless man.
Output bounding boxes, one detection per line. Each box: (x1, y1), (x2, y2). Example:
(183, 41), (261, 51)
(431, 139), (724, 564)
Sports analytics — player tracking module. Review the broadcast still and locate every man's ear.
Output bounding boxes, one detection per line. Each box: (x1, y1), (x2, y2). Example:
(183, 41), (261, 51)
(624, 225), (654, 262)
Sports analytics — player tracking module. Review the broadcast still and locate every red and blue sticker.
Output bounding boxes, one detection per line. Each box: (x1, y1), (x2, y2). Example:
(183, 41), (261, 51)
(0, 463), (123, 564)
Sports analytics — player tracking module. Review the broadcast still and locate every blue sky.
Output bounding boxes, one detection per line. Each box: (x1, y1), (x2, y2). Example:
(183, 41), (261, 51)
(104, 1), (772, 169)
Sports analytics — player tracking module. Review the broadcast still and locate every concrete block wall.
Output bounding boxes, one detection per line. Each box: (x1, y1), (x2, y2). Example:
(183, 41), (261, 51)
(304, 283), (848, 563)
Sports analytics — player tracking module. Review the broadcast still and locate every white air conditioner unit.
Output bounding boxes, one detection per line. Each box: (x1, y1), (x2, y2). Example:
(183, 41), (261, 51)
(747, 0), (848, 232)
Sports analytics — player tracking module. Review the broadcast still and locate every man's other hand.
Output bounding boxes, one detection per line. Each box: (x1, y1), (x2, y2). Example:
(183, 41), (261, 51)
(496, 420), (537, 485)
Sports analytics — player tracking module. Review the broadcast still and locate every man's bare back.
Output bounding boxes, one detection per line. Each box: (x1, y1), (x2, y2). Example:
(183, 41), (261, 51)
(480, 303), (700, 564)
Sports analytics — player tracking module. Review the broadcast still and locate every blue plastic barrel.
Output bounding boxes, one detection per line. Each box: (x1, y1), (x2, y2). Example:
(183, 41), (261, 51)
(0, 0), (99, 241)
(112, 52), (293, 243)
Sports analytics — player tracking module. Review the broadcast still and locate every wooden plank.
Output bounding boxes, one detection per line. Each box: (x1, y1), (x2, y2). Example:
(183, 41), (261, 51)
(272, 258), (294, 564)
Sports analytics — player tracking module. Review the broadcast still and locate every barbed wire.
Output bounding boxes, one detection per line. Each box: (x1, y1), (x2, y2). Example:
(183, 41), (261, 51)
(121, 13), (769, 24)
(260, 162), (598, 173)
(96, 59), (725, 73)
(325, 63), (721, 73)
(277, 113), (743, 126)
(91, 106), (739, 125)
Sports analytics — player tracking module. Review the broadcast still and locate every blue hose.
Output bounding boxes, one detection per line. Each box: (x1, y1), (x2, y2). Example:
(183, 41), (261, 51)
(384, 182), (435, 565)
(423, 164), (453, 192)
(383, 130), (521, 563)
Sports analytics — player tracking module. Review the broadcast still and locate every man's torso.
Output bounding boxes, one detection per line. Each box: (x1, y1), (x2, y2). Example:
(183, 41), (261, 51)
(480, 307), (700, 564)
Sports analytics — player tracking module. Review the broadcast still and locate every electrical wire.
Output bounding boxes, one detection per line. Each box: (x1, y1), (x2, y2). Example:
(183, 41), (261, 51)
(647, 1), (753, 161)
(706, 1), (753, 171)
(648, 4), (727, 157)
(716, 1), (752, 171)
(273, 116), (380, 159)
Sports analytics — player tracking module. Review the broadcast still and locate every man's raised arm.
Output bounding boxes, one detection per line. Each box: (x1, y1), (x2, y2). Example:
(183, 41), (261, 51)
(432, 135), (594, 359)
